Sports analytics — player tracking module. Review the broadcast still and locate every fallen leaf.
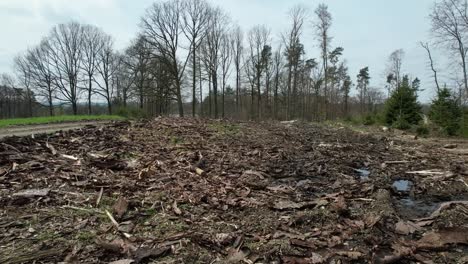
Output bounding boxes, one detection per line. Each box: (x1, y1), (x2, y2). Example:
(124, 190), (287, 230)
(417, 227), (468, 249)
(336, 251), (364, 260)
(225, 247), (250, 263)
(172, 200), (182, 215)
(62, 154), (79, 161)
(113, 197), (129, 219)
(108, 259), (134, 264)
(395, 221), (420, 235)
(133, 247), (171, 263)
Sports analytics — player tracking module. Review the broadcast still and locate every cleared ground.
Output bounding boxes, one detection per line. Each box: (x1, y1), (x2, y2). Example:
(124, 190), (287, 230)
(0, 118), (467, 263)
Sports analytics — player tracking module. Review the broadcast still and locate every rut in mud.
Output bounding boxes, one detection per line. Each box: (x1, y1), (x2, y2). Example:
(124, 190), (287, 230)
(0, 118), (467, 263)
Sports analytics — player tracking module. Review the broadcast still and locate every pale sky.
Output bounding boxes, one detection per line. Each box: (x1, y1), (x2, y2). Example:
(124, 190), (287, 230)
(0, 0), (450, 102)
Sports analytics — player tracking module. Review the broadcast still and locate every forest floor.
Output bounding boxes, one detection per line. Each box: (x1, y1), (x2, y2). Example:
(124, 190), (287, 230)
(0, 118), (467, 264)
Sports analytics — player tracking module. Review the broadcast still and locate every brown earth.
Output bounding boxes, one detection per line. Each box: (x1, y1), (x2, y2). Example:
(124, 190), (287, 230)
(0, 118), (467, 263)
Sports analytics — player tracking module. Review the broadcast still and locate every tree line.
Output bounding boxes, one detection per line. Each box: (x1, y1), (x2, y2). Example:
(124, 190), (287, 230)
(0, 0), (385, 121)
(1, 0), (468, 135)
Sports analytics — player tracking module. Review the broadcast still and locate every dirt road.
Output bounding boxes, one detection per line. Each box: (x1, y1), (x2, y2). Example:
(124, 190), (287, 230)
(0, 121), (111, 138)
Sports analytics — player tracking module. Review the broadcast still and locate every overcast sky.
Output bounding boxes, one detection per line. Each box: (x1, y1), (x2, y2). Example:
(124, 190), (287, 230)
(0, 0), (446, 102)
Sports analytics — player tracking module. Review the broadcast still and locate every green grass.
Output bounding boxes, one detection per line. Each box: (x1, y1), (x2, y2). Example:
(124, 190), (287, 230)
(0, 115), (125, 128)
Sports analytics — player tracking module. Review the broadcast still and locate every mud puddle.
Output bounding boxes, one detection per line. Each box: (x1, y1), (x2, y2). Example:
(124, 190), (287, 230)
(354, 168), (370, 181)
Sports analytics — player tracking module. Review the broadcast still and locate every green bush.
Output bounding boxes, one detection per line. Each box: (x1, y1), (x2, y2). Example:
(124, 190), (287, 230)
(429, 88), (461, 136)
(384, 76), (421, 129)
(363, 114), (376, 126)
(415, 124), (430, 137)
(392, 117), (411, 130)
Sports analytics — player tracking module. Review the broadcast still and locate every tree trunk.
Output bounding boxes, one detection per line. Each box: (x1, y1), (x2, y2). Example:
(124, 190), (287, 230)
(213, 71), (218, 119)
(88, 77), (93, 115)
(192, 43), (197, 117)
(176, 78), (184, 117)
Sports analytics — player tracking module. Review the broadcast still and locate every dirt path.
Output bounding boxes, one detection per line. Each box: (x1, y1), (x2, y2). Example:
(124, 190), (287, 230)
(0, 121), (111, 138)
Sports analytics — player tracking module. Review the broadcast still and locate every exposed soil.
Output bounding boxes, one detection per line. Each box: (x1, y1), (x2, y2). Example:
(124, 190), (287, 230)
(0, 121), (111, 139)
(0, 118), (467, 263)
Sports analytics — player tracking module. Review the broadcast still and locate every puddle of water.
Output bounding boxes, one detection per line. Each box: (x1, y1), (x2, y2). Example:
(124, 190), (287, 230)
(354, 168), (370, 180)
(393, 180), (413, 192)
(395, 198), (441, 219)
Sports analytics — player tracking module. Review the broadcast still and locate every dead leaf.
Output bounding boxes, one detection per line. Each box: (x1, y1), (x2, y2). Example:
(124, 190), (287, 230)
(133, 247), (171, 263)
(336, 251), (364, 260)
(395, 221), (420, 235)
(290, 238), (316, 249)
(108, 259), (134, 264)
(417, 227), (468, 249)
(172, 200), (182, 215)
(225, 247), (250, 263)
(113, 197), (129, 219)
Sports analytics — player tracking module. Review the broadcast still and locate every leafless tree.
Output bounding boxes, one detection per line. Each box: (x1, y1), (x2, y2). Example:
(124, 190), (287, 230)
(115, 53), (136, 108)
(247, 25), (270, 119)
(220, 32), (233, 118)
(272, 46), (284, 119)
(314, 3), (332, 120)
(141, 0), (192, 117)
(81, 25), (105, 114)
(200, 7), (230, 118)
(284, 5), (307, 119)
(386, 49), (405, 95)
(125, 36), (153, 109)
(26, 40), (56, 116)
(13, 54), (34, 117)
(420, 42), (441, 93)
(95, 35), (119, 115)
(232, 26), (244, 113)
(182, 0), (210, 117)
(430, 0), (468, 93)
(47, 22), (85, 115)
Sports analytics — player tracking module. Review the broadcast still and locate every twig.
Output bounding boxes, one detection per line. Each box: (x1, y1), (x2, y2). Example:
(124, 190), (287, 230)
(96, 187), (104, 207)
(105, 210), (120, 229)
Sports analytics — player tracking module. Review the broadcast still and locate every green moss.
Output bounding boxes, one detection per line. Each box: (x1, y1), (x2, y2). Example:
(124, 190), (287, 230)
(76, 231), (96, 242)
(208, 123), (241, 136)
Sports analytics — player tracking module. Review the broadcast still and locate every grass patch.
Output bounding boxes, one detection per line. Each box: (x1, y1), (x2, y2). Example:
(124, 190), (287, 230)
(208, 123), (241, 136)
(0, 115), (125, 128)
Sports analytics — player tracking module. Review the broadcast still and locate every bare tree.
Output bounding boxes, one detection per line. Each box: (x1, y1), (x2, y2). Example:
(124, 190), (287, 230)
(81, 25), (105, 115)
(26, 40), (56, 116)
(141, 0), (192, 117)
(95, 35), (118, 115)
(13, 54), (34, 117)
(272, 46), (283, 119)
(284, 5), (307, 119)
(420, 42), (441, 93)
(314, 4), (332, 120)
(220, 33), (232, 118)
(116, 53), (136, 108)
(200, 7), (229, 118)
(232, 26), (244, 114)
(386, 49), (405, 95)
(47, 22), (85, 115)
(430, 0), (468, 93)
(247, 25), (270, 119)
(182, 0), (210, 117)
